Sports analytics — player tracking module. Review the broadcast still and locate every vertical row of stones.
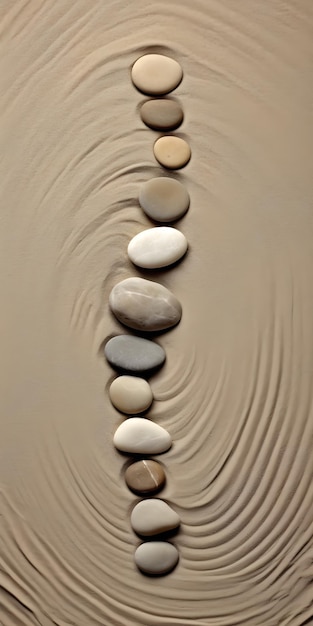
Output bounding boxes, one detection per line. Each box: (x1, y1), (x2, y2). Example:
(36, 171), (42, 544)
(105, 53), (190, 576)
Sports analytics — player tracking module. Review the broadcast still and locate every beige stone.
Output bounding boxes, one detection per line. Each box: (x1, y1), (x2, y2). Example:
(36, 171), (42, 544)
(134, 542), (179, 575)
(153, 136), (191, 169)
(139, 177), (190, 223)
(140, 99), (183, 130)
(109, 375), (153, 414)
(131, 54), (183, 95)
(113, 418), (172, 455)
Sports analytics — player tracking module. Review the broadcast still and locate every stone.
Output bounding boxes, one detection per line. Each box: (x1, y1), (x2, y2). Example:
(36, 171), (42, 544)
(125, 460), (166, 495)
(139, 177), (190, 223)
(153, 136), (191, 169)
(140, 99), (183, 130)
(128, 227), (188, 269)
(131, 499), (180, 536)
(104, 335), (165, 374)
(113, 418), (171, 455)
(109, 277), (182, 332)
(134, 542), (179, 575)
(109, 375), (153, 414)
(131, 54), (183, 96)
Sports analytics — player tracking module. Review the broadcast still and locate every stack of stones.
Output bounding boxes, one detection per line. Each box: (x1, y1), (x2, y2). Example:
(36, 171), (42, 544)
(104, 53), (190, 576)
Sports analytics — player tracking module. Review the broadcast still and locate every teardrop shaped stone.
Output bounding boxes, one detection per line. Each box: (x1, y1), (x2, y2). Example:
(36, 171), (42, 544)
(131, 54), (183, 96)
(134, 542), (179, 575)
(131, 499), (180, 536)
(109, 375), (153, 414)
(109, 277), (182, 332)
(154, 136), (191, 169)
(140, 99), (184, 130)
(125, 460), (166, 495)
(139, 177), (190, 223)
(104, 335), (166, 374)
(128, 227), (188, 269)
(113, 418), (171, 455)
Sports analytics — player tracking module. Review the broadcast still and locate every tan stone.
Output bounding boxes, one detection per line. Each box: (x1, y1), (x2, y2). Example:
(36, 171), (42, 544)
(154, 136), (191, 169)
(125, 460), (166, 495)
(139, 177), (190, 223)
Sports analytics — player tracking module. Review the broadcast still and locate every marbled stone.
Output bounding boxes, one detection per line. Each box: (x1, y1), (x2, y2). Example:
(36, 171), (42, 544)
(128, 227), (188, 269)
(109, 277), (182, 332)
(153, 136), (191, 169)
(113, 418), (172, 455)
(109, 375), (153, 414)
(139, 177), (190, 223)
(131, 499), (180, 536)
(134, 542), (179, 575)
(140, 99), (183, 130)
(125, 460), (166, 495)
(131, 54), (183, 96)
(104, 335), (165, 374)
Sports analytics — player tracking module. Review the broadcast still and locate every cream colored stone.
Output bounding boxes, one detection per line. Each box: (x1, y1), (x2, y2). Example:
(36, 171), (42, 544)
(131, 54), (183, 95)
(128, 227), (188, 269)
(131, 499), (180, 536)
(109, 375), (153, 414)
(153, 136), (191, 169)
(113, 418), (171, 455)
(134, 542), (179, 575)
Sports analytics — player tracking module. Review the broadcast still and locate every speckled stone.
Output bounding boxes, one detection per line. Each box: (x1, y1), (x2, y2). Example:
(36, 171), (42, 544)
(109, 277), (182, 332)
(154, 136), (191, 169)
(139, 177), (190, 223)
(140, 99), (184, 130)
(104, 335), (166, 374)
(125, 460), (166, 495)
(134, 542), (179, 575)
(131, 499), (180, 536)
(113, 418), (172, 455)
(131, 54), (183, 96)
(109, 375), (153, 414)
(128, 227), (188, 269)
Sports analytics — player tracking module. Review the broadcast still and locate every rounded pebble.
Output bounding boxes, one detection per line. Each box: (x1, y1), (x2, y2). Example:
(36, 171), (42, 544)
(139, 177), (190, 223)
(140, 99), (184, 131)
(154, 136), (191, 169)
(104, 335), (165, 374)
(131, 54), (183, 96)
(109, 277), (182, 332)
(131, 499), (180, 536)
(109, 375), (153, 414)
(128, 227), (188, 269)
(134, 542), (179, 575)
(114, 418), (172, 455)
(125, 460), (166, 495)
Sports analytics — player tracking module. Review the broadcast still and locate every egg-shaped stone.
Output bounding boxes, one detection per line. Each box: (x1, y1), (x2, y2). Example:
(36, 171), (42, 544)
(113, 418), (172, 455)
(154, 136), (191, 169)
(131, 499), (180, 536)
(104, 335), (166, 374)
(109, 375), (153, 414)
(128, 227), (188, 269)
(131, 54), (183, 96)
(125, 460), (166, 495)
(134, 542), (179, 575)
(109, 277), (182, 332)
(139, 177), (190, 223)
(140, 99), (184, 130)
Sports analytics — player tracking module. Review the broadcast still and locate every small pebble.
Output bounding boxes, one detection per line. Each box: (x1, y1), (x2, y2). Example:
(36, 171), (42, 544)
(131, 54), (183, 96)
(104, 335), (165, 374)
(154, 136), (191, 169)
(134, 542), (179, 575)
(109, 375), (153, 414)
(128, 227), (188, 269)
(140, 99), (183, 130)
(125, 460), (166, 495)
(113, 418), (171, 455)
(131, 499), (180, 536)
(139, 177), (190, 223)
(109, 277), (182, 332)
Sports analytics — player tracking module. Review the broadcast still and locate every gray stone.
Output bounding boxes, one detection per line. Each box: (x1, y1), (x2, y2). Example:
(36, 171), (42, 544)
(104, 335), (165, 373)
(140, 99), (183, 130)
(134, 542), (179, 575)
(139, 177), (190, 223)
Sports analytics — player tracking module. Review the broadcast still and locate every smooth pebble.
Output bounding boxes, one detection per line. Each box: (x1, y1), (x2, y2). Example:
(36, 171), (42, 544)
(131, 54), (183, 96)
(113, 418), (172, 455)
(104, 335), (165, 374)
(131, 499), (180, 536)
(139, 177), (190, 223)
(109, 375), (153, 414)
(154, 136), (191, 169)
(140, 99), (183, 130)
(125, 460), (166, 495)
(128, 227), (188, 269)
(134, 542), (179, 575)
(109, 277), (182, 332)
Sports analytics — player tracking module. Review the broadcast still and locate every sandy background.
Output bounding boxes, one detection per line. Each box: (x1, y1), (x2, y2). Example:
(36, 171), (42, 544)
(0, 1), (313, 625)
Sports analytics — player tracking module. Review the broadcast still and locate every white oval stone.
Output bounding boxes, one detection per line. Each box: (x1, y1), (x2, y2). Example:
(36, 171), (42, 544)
(135, 542), (179, 575)
(131, 54), (183, 96)
(131, 499), (180, 536)
(128, 227), (188, 269)
(109, 376), (153, 414)
(113, 418), (171, 455)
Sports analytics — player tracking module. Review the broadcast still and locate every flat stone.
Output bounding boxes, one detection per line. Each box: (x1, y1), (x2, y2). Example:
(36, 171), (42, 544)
(128, 227), (188, 269)
(139, 177), (190, 223)
(131, 499), (180, 536)
(125, 460), (166, 495)
(140, 99), (184, 130)
(131, 54), (183, 96)
(104, 335), (165, 374)
(113, 418), (172, 455)
(109, 277), (182, 332)
(154, 136), (191, 169)
(134, 542), (179, 575)
(109, 375), (153, 414)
